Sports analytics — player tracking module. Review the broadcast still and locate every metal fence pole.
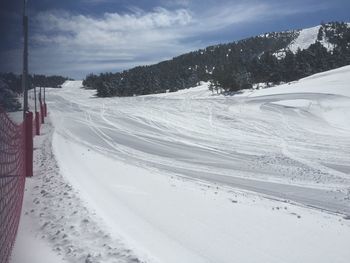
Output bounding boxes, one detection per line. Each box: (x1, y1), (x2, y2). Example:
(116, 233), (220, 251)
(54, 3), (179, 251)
(22, 0), (29, 119)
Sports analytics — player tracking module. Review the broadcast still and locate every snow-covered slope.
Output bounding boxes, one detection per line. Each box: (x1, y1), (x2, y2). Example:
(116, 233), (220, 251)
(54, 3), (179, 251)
(288, 25), (322, 53)
(249, 65), (350, 97)
(274, 24), (339, 58)
(34, 66), (350, 263)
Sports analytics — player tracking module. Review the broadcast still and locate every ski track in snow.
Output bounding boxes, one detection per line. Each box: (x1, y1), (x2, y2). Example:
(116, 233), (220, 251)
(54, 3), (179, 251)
(20, 66), (350, 263)
(48, 68), (350, 216)
(21, 122), (144, 263)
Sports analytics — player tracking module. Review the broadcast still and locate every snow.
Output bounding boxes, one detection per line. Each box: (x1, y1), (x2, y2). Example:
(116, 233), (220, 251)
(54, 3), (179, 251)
(288, 26), (321, 53)
(274, 24), (336, 59)
(249, 65), (350, 98)
(247, 66), (350, 132)
(272, 99), (312, 108)
(10, 178), (65, 263)
(12, 120), (142, 263)
(149, 81), (212, 99)
(12, 66), (350, 262)
(52, 134), (350, 263)
(7, 111), (23, 124)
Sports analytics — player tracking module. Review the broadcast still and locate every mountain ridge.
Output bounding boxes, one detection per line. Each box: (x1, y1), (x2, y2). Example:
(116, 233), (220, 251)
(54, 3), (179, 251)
(83, 21), (350, 97)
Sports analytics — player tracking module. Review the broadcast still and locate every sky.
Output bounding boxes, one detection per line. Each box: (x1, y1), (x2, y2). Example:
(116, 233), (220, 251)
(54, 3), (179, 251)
(1, 0), (349, 79)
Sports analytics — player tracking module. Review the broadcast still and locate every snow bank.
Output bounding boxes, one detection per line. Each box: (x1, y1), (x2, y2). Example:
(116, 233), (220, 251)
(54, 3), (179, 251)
(11, 121), (142, 263)
(53, 131), (350, 263)
(10, 179), (65, 263)
(249, 65), (350, 98)
(148, 82), (212, 99)
(41, 66), (350, 263)
(247, 66), (350, 131)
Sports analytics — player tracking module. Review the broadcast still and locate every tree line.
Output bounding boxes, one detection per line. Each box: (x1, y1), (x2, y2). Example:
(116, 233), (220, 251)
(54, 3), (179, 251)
(84, 22), (350, 97)
(0, 73), (69, 111)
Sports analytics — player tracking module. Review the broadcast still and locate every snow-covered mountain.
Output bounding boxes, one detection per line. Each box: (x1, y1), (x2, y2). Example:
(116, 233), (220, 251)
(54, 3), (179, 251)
(274, 26), (322, 58)
(84, 21), (350, 97)
(273, 23), (350, 59)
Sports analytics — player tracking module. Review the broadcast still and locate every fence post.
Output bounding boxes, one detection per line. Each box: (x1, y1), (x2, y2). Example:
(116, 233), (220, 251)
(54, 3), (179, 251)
(25, 111), (33, 177)
(35, 111), (40, 135)
(40, 102), (44, 124)
(44, 87), (47, 117)
(44, 103), (47, 117)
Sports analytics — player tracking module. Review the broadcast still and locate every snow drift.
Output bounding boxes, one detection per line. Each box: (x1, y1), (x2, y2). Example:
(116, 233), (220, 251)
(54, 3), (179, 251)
(14, 66), (350, 263)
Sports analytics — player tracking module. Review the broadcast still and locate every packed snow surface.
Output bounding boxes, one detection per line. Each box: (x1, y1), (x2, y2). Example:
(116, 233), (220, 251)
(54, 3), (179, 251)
(40, 66), (350, 262)
(11, 123), (140, 263)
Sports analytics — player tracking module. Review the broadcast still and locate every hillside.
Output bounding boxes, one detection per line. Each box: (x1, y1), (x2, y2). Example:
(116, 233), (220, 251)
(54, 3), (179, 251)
(83, 21), (350, 97)
(33, 65), (350, 263)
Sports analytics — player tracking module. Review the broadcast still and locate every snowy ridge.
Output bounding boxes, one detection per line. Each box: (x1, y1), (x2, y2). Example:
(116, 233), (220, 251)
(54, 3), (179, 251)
(274, 24), (337, 59)
(288, 25), (321, 53)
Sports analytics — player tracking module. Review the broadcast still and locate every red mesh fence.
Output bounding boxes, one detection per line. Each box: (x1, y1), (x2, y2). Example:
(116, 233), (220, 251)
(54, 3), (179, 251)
(0, 92), (47, 263)
(0, 109), (27, 263)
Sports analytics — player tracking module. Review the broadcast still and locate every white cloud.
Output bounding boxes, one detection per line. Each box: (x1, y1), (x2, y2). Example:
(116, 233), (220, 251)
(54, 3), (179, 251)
(31, 7), (197, 77)
(30, 1), (327, 78)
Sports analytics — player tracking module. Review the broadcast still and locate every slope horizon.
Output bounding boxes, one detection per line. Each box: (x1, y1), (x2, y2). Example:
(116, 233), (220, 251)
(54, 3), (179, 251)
(11, 64), (350, 263)
(77, 20), (349, 80)
(82, 21), (350, 98)
(2, 0), (350, 78)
